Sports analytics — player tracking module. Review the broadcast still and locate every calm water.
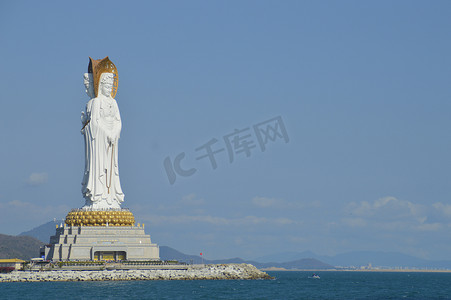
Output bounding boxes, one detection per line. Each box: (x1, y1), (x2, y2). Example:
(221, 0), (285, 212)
(2, 271), (451, 299)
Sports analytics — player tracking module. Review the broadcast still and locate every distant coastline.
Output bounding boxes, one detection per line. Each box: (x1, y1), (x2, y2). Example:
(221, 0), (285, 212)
(261, 267), (451, 273)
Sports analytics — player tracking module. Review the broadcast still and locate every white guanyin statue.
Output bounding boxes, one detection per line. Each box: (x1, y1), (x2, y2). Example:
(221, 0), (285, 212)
(81, 57), (124, 209)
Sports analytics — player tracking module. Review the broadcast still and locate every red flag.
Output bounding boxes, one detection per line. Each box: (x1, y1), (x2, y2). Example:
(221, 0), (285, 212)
(200, 253), (203, 256)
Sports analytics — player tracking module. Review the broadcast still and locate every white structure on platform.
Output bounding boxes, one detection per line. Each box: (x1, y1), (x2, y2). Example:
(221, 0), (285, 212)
(44, 225), (159, 261)
(81, 72), (124, 209)
(43, 57), (159, 262)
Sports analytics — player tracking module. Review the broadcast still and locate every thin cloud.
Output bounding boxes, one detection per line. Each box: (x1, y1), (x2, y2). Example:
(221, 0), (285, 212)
(27, 172), (48, 186)
(179, 193), (205, 206)
(140, 214), (299, 226)
(433, 202), (451, 217)
(252, 196), (279, 207)
(417, 223), (443, 232)
(0, 199), (70, 233)
(343, 196), (448, 233)
(7, 199), (35, 208)
(4, 200), (69, 215)
(347, 196), (423, 220)
(251, 196), (321, 210)
(342, 217), (367, 227)
(153, 194), (206, 212)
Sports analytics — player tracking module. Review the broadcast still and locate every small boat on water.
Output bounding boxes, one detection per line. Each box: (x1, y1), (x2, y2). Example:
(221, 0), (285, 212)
(309, 273), (320, 279)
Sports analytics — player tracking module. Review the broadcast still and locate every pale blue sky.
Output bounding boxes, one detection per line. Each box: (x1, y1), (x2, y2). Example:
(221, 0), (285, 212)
(1, 1), (451, 260)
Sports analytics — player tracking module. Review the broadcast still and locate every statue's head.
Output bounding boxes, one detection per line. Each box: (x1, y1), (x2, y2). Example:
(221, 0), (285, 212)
(83, 73), (94, 99)
(100, 73), (115, 97)
(88, 56), (118, 98)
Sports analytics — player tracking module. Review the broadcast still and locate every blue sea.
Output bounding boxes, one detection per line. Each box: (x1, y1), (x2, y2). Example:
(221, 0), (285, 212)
(2, 271), (451, 299)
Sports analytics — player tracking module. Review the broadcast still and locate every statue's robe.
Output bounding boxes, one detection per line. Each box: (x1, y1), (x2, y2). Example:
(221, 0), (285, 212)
(81, 95), (124, 209)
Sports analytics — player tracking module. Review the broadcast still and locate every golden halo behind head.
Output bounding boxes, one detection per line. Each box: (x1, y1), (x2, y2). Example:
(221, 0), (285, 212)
(89, 56), (118, 98)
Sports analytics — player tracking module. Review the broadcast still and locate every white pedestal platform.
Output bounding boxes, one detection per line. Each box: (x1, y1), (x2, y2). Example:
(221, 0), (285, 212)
(44, 225), (159, 261)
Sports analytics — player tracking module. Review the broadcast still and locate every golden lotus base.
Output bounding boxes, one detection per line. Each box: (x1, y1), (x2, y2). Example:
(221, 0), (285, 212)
(65, 210), (135, 226)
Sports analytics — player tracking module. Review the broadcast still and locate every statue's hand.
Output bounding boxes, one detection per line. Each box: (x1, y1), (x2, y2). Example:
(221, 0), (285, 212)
(81, 111), (87, 124)
(107, 135), (114, 146)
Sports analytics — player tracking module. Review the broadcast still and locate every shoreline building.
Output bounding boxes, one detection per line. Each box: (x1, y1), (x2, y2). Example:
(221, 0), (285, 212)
(0, 259), (25, 272)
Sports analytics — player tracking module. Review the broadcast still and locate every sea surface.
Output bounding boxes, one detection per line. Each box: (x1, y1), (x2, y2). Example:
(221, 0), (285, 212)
(2, 271), (451, 299)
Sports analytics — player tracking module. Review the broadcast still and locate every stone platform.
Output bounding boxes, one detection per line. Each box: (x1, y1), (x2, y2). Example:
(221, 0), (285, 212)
(44, 225), (159, 261)
(0, 264), (272, 282)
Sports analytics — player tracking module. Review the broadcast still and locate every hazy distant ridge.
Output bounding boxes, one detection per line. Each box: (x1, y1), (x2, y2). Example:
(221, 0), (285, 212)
(159, 246), (334, 269)
(0, 234), (43, 260)
(19, 220), (63, 243)
(254, 250), (451, 269)
(14, 220), (451, 269)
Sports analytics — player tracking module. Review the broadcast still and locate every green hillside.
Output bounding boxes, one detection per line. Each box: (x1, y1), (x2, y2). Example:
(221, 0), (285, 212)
(0, 234), (43, 260)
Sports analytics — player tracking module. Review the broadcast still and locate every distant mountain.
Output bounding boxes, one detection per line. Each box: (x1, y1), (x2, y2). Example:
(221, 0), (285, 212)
(327, 251), (451, 269)
(159, 246), (333, 269)
(159, 246), (204, 264)
(249, 258), (334, 270)
(19, 219), (63, 243)
(17, 220), (451, 269)
(0, 234), (43, 260)
(254, 251), (318, 263)
(159, 246), (246, 264)
(253, 250), (451, 269)
(17, 221), (333, 269)
(273, 258), (334, 270)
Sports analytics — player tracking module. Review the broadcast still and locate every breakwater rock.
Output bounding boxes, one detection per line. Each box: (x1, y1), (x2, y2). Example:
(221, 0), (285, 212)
(0, 264), (272, 282)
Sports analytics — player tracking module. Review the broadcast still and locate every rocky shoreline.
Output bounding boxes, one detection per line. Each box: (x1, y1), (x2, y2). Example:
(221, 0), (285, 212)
(0, 264), (272, 282)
